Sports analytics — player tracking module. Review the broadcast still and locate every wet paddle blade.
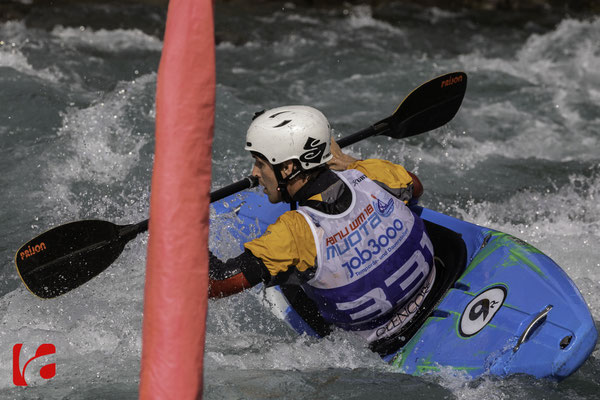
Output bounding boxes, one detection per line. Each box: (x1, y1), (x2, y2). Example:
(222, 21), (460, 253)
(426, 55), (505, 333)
(387, 71), (467, 139)
(336, 72), (467, 148)
(15, 220), (129, 299)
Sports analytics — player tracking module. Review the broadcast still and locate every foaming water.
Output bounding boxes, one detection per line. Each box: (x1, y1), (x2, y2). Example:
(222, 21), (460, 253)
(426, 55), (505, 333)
(1, 3), (599, 399)
(206, 292), (386, 371)
(43, 73), (156, 221)
(51, 26), (163, 52)
(0, 21), (64, 82)
(454, 17), (600, 164)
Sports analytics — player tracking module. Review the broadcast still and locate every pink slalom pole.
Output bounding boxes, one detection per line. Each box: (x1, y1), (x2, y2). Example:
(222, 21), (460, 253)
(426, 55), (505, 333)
(140, 0), (215, 398)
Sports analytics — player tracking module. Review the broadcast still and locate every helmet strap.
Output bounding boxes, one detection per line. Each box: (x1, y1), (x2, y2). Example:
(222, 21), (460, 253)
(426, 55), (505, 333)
(274, 160), (302, 204)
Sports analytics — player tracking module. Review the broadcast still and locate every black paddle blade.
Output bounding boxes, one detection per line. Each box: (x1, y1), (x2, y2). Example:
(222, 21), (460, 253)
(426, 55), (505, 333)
(15, 220), (128, 299)
(387, 71), (467, 139)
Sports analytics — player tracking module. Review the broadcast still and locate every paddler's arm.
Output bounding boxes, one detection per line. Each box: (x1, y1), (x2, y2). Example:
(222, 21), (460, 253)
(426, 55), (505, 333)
(208, 250), (270, 298)
(328, 138), (423, 204)
(408, 171), (423, 202)
(327, 137), (360, 170)
(208, 212), (311, 298)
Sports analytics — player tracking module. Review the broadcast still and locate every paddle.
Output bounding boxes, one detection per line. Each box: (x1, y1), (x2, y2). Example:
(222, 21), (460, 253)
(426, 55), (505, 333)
(337, 71), (467, 147)
(15, 71), (467, 299)
(13, 176), (258, 300)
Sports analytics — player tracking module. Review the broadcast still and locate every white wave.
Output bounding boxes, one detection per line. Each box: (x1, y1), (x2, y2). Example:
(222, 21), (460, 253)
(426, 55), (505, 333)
(517, 18), (600, 79)
(426, 7), (465, 24)
(0, 21), (64, 82)
(51, 25), (163, 52)
(345, 5), (405, 36)
(459, 17), (600, 87)
(418, 115), (596, 169)
(216, 41), (237, 50)
(205, 290), (387, 372)
(454, 169), (600, 236)
(419, 116), (598, 169)
(43, 73), (156, 215)
(0, 47), (63, 82)
(256, 7), (323, 26)
(206, 329), (386, 371)
(458, 17), (600, 136)
(286, 13), (321, 25)
(426, 18), (600, 167)
(516, 18), (600, 130)
(0, 20), (28, 40)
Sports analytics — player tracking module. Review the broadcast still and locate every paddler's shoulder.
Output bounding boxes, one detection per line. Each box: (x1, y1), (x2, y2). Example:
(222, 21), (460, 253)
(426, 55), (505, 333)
(273, 209), (312, 229)
(244, 209), (315, 276)
(347, 158), (413, 188)
(249, 210), (311, 239)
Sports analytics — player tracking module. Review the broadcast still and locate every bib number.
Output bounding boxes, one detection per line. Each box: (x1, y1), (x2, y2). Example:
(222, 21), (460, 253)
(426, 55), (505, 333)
(335, 233), (433, 323)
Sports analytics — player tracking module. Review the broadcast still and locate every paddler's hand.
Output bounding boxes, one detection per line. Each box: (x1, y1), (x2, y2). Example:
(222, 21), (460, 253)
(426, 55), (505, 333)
(327, 138), (360, 171)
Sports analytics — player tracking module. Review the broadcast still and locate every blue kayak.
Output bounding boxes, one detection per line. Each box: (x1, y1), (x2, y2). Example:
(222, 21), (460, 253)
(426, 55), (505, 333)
(212, 190), (597, 380)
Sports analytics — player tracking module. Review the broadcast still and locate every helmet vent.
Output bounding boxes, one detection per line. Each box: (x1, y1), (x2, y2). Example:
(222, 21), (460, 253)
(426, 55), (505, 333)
(273, 120), (291, 128)
(269, 111), (289, 118)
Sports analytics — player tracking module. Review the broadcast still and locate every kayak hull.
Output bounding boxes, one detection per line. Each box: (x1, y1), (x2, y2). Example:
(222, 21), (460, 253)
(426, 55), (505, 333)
(391, 206), (597, 379)
(211, 191), (597, 380)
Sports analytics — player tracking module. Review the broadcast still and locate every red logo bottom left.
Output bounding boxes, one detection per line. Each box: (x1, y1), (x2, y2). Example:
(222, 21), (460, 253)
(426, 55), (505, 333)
(13, 343), (56, 386)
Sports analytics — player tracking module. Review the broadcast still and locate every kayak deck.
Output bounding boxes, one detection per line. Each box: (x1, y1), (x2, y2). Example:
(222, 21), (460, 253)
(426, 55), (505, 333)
(394, 206), (598, 379)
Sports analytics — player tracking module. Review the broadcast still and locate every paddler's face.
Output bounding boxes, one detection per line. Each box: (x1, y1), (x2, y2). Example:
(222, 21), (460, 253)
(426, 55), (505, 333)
(251, 156), (282, 203)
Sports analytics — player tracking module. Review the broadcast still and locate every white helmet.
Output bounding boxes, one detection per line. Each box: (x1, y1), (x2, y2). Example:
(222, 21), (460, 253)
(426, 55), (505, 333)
(245, 105), (332, 170)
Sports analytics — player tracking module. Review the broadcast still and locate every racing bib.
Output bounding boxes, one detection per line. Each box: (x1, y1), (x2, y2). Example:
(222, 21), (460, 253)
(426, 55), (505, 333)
(298, 169), (434, 330)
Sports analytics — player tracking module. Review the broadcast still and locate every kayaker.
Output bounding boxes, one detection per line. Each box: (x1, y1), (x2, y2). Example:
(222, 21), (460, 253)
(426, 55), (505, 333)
(209, 105), (436, 352)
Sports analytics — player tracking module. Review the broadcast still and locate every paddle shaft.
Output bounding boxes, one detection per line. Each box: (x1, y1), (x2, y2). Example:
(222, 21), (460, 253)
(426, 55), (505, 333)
(337, 122), (388, 148)
(117, 175), (259, 237)
(124, 122), (388, 238)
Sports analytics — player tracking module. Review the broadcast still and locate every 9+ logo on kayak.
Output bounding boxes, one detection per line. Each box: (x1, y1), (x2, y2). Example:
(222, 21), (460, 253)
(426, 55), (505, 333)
(459, 286), (507, 337)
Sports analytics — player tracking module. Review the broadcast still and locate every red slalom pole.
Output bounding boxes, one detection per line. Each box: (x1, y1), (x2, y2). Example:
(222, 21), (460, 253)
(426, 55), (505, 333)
(140, 0), (215, 398)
